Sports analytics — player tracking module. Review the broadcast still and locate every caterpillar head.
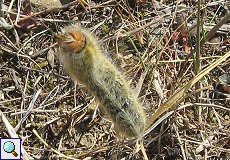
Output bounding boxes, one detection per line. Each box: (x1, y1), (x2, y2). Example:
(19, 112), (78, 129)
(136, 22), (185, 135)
(58, 27), (86, 54)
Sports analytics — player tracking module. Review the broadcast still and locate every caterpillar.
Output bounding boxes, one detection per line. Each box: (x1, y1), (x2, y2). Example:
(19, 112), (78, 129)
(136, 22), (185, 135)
(57, 25), (146, 138)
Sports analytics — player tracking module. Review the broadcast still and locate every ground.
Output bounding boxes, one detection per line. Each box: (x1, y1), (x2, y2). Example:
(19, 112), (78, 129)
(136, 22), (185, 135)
(0, 0), (230, 159)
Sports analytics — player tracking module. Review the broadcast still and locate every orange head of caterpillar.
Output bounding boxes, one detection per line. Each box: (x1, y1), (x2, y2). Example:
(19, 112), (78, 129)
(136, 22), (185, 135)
(58, 29), (86, 54)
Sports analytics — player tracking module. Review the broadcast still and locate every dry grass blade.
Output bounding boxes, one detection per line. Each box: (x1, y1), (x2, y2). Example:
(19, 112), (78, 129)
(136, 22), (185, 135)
(140, 139), (148, 160)
(32, 129), (81, 160)
(147, 50), (230, 128)
(133, 70), (148, 98)
(0, 111), (30, 159)
(201, 12), (230, 46)
(15, 89), (42, 131)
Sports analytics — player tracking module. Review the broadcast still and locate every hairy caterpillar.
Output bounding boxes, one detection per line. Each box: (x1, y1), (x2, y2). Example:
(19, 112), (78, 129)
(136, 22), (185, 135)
(57, 25), (146, 138)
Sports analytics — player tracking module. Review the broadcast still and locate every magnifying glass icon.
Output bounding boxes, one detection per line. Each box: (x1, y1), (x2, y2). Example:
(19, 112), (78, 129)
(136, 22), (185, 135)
(3, 141), (18, 157)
